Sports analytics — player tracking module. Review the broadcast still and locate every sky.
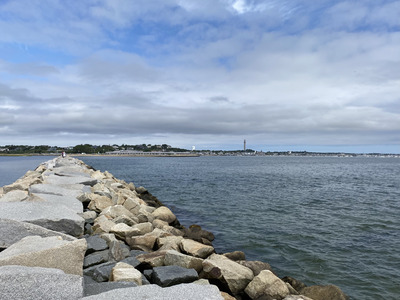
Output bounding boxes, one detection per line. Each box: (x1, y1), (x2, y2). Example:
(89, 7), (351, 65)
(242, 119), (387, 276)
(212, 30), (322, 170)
(0, 0), (399, 153)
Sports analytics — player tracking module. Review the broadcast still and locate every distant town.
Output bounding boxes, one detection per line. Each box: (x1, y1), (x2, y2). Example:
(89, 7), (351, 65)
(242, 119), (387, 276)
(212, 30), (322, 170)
(0, 144), (399, 158)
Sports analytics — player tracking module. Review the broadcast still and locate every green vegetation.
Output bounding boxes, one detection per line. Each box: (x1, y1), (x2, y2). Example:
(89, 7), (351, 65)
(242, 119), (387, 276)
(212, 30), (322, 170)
(0, 144), (189, 155)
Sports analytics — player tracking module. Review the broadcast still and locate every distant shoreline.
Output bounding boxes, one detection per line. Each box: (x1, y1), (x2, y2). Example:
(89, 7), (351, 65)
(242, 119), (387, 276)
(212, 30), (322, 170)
(0, 152), (399, 158)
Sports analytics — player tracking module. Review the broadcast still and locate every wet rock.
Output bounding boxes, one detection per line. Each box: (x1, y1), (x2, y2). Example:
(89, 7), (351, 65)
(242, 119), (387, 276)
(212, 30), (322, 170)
(184, 224), (215, 243)
(244, 270), (289, 300)
(152, 265), (199, 287)
(223, 251), (246, 261)
(300, 284), (349, 300)
(180, 238), (214, 258)
(0, 235), (87, 276)
(0, 265), (82, 300)
(202, 254), (254, 295)
(282, 276), (307, 293)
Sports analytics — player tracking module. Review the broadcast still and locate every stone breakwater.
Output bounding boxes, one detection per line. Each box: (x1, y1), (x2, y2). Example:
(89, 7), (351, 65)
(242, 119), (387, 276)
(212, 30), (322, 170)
(0, 157), (348, 300)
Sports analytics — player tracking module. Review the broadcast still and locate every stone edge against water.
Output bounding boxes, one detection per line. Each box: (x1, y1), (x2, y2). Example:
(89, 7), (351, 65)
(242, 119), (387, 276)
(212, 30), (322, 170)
(0, 156), (349, 300)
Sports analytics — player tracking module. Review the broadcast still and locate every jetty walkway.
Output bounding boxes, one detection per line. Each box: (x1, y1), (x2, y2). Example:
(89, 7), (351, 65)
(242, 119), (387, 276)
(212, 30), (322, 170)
(0, 157), (348, 299)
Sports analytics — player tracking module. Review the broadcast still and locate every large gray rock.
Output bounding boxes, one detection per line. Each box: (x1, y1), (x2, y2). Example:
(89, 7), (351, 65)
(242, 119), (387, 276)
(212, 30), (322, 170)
(152, 206), (177, 223)
(82, 283), (224, 300)
(0, 219), (75, 249)
(84, 261), (116, 282)
(244, 270), (290, 300)
(202, 254), (254, 295)
(33, 193), (84, 214)
(180, 238), (214, 258)
(84, 281), (137, 297)
(43, 173), (97, 186)
(164, 249), (204, 272)
(84, 250), (110, 268)
(0, 190), (28, 202)
(0, 201), (85, 237)
(152, 265), (199, 287)
(85, 235), (108, 254)
(0, 235), (87, 276)
(29, 183), (84, 198)
(0, 265), (83, 300)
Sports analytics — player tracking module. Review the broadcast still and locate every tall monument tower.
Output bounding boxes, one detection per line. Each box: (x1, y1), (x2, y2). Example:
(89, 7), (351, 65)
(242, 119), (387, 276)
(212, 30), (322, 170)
(244, 139), (246, 151)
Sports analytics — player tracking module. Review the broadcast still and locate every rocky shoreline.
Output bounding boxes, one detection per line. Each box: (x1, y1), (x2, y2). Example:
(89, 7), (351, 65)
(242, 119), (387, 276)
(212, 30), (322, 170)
(0, 156), (348, 300)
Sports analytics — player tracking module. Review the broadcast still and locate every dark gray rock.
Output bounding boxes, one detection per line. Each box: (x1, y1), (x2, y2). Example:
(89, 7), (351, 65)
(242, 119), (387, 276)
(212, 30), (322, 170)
(84, 281), (137, 296)
(143, 269), (153, 281)
(152, 265), (199, 287)
(0, 265), (82, 300)
(282, 276), (307, 292)
(84, 261), (117, 282)
(81, 284), (224, 300)
(85, 223), (93, 235)
(141, 274), (151, 285)
(108, 240), (130, 261)
(0, 218), (75, 249)
(84, 250), (110, 268)
(121, 256), (141, 268)
(85, 235), (108, 254)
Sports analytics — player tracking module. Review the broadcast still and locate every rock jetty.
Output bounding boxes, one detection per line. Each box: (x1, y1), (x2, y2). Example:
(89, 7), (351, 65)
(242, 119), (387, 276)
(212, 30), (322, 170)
(0, 156), (349, 300)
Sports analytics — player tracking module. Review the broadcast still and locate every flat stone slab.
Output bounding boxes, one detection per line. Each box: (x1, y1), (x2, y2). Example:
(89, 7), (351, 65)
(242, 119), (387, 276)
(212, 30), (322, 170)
(29, 183), (84, 198)
(0, 201), (84, 236)
(0, 235), (87, 276)
(152, 265), (199, 287)
(0, 265), (83, 300)
(0, 218), (75, 249)
(0, 190), (29, 202)
(82, 283), (223, 300)
(43, 173), (97, 186)
(32, 193), (83, 214)
(84, 281), (137, 297)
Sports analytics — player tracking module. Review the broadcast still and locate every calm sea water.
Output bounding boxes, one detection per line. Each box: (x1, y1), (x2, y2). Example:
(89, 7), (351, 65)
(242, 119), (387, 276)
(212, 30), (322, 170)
(1, 155), (399, 299)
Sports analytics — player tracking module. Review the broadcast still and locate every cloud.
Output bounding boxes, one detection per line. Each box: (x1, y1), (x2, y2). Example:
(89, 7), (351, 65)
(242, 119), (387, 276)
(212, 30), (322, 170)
(0, 0), (399, 152)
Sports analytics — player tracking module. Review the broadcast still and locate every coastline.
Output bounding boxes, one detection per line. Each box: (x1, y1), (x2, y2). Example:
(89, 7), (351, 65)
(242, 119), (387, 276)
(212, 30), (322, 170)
(0, 156), (349, 299)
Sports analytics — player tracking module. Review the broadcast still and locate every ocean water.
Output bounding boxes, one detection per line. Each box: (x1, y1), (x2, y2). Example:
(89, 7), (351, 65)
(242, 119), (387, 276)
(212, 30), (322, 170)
(1, 155), (399, 299)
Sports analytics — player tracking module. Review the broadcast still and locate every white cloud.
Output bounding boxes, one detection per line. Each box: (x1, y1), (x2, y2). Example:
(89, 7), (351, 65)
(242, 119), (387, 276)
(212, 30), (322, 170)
(0, 0), (399, 151)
